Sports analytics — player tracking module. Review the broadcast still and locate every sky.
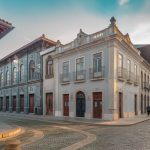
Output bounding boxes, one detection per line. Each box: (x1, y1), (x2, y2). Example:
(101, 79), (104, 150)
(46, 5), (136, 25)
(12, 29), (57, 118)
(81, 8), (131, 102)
(0, 0), (150, 59)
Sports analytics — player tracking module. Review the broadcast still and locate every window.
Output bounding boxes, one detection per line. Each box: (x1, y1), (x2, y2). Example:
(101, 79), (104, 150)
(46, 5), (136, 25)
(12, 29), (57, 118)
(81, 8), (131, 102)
(13, 67), (17, 84)
(134, 64), (137, 80)
(63, 61), (69, 75)
(29, 60), (35, 80)
(6, 70), (10, 85)
(76, 57), (84, 80)
(0, 73), (4, 87)
(20, 64), (24, 81)
(118, 54), (123, 68)
(93, 53), (102, 73)
(127, 59), (131, 79)
(46, 56), (53, 78)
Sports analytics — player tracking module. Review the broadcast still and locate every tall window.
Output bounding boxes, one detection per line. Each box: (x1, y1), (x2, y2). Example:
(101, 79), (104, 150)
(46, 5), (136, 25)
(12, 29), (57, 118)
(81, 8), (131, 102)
(134, 64), (137, 81)
(13, 67), (17, 84)
(6, 70), (10, 85)
(76, 57), (84, 80)
(118, 54), (123, 68)
(29, 60), (35, 80)
(127, 59), (131, 79)
(63, 61), (69, 75)
(93, 53), (102, 72)
(20, 64), (24, 81)
(0, 73), (4, 87)
(46, 56), (53, 78)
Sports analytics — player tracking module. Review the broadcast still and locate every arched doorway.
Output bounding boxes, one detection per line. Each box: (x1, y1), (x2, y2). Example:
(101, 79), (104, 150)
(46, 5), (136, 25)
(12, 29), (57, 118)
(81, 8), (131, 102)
(76, 91), (85, 117)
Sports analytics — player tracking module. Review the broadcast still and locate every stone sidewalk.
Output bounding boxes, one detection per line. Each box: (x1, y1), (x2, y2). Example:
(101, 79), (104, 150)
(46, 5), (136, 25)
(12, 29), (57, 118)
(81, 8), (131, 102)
(0, 112), (150, 126)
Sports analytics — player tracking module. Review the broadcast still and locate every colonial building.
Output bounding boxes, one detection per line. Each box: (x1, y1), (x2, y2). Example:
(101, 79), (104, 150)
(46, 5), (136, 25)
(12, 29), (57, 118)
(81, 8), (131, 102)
(0, 35), (56, 114)
(41, 17), (150, 120)
(0, 18), (14, 39)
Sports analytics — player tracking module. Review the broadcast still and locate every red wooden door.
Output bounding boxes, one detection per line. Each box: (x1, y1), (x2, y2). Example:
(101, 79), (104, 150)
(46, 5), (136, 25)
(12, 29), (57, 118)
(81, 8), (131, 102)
(6, 97), (9, 111)
(63, 94), (69, 116)
(0, 97), (3, 111)
(13, 96), (16, 111)
(20, 95), (24, 112)
(46, 93), (53, 115)
(118, 92), (123, 118)
(29, 94), (34, 113)
(93, 92), (102, 118)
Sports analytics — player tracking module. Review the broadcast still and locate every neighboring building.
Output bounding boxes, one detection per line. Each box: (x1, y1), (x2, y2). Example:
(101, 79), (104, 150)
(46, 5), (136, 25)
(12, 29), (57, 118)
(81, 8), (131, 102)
(41, 17), (150, 120)
(0, 18), (14, 39)
(0, 35), (56, 114)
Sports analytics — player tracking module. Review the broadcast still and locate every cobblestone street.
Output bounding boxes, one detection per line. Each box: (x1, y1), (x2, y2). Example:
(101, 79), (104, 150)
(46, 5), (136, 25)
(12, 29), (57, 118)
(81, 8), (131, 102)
(1, 114), (150, 150)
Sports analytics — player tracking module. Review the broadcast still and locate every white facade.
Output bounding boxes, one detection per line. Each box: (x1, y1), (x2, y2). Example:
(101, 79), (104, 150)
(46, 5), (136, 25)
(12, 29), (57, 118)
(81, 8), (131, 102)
(41, 17), (150, 120)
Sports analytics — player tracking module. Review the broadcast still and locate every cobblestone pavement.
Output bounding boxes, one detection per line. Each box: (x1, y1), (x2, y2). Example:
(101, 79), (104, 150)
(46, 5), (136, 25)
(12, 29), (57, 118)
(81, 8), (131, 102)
(1, 115), (150, 150)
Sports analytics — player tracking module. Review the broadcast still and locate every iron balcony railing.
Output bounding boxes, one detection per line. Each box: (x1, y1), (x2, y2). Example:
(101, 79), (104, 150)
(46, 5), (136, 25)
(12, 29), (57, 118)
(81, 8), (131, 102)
(143, 82), (150, 90)
(89, 67), (105, 80)
(73, 70), (86, 81)
(117, 67), (127, 80)
(134, 75), (139, 85)
(126, 71), (134, 83)
(60, 73), (71, 83)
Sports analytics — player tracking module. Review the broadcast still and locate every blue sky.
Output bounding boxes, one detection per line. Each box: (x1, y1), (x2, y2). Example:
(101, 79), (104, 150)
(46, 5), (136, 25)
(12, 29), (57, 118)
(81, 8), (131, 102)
(0, 0), (150, 58)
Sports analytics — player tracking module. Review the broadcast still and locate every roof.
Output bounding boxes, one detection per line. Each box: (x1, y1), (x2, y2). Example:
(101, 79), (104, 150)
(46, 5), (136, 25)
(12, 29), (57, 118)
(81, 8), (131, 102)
(136, 44), (150, 64)
(0, 18), (14, 39)
(0, 35), (56, 63)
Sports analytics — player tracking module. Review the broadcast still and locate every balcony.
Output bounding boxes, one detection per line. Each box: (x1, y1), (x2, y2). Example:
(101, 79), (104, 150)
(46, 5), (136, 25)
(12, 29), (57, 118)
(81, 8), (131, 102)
(60, 73), (71, 84)
(134, 75), (139, 86)
(143, 82), (150, 90)
(126, 71), (134, 84)
(117, 67), (127, 81)
(89, 67), (105, 80)
(73, 70), (86, 82)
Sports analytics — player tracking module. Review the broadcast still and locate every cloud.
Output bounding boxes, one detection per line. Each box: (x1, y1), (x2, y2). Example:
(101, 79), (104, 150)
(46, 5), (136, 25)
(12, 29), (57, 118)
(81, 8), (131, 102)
(118, 0), (129, 6)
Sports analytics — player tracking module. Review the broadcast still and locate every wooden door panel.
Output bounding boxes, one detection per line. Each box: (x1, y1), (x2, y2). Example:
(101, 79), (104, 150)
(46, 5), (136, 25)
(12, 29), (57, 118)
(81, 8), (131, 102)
(0, 98), (3, 111)
(29, 94), (34, 113)
(93, 92), (102, 119)
(6, 97), (9, 111)
(20, 95), (24, 112)
(46, 93), (53, 115)
(13, 96), (16, 111)
(63, 94), (69, 116)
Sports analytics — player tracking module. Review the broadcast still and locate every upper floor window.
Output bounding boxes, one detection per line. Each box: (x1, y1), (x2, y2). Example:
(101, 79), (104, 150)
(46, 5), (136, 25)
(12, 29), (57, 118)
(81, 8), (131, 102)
(134, 64), (137, 77)
(29, 60), (35, 80)
(6, 70), (10, 85)
(93, 52), (102, 73)
(76, 57), (84, 72)
(118, 53), (123, 69)
(20, 64), (24, 81)
(13, 67), (17, 84)
(0, 73), (4, 87)
(46, 56), (53, 79)
(127, 59), (131, 79)
(63, 61), (69, 75)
